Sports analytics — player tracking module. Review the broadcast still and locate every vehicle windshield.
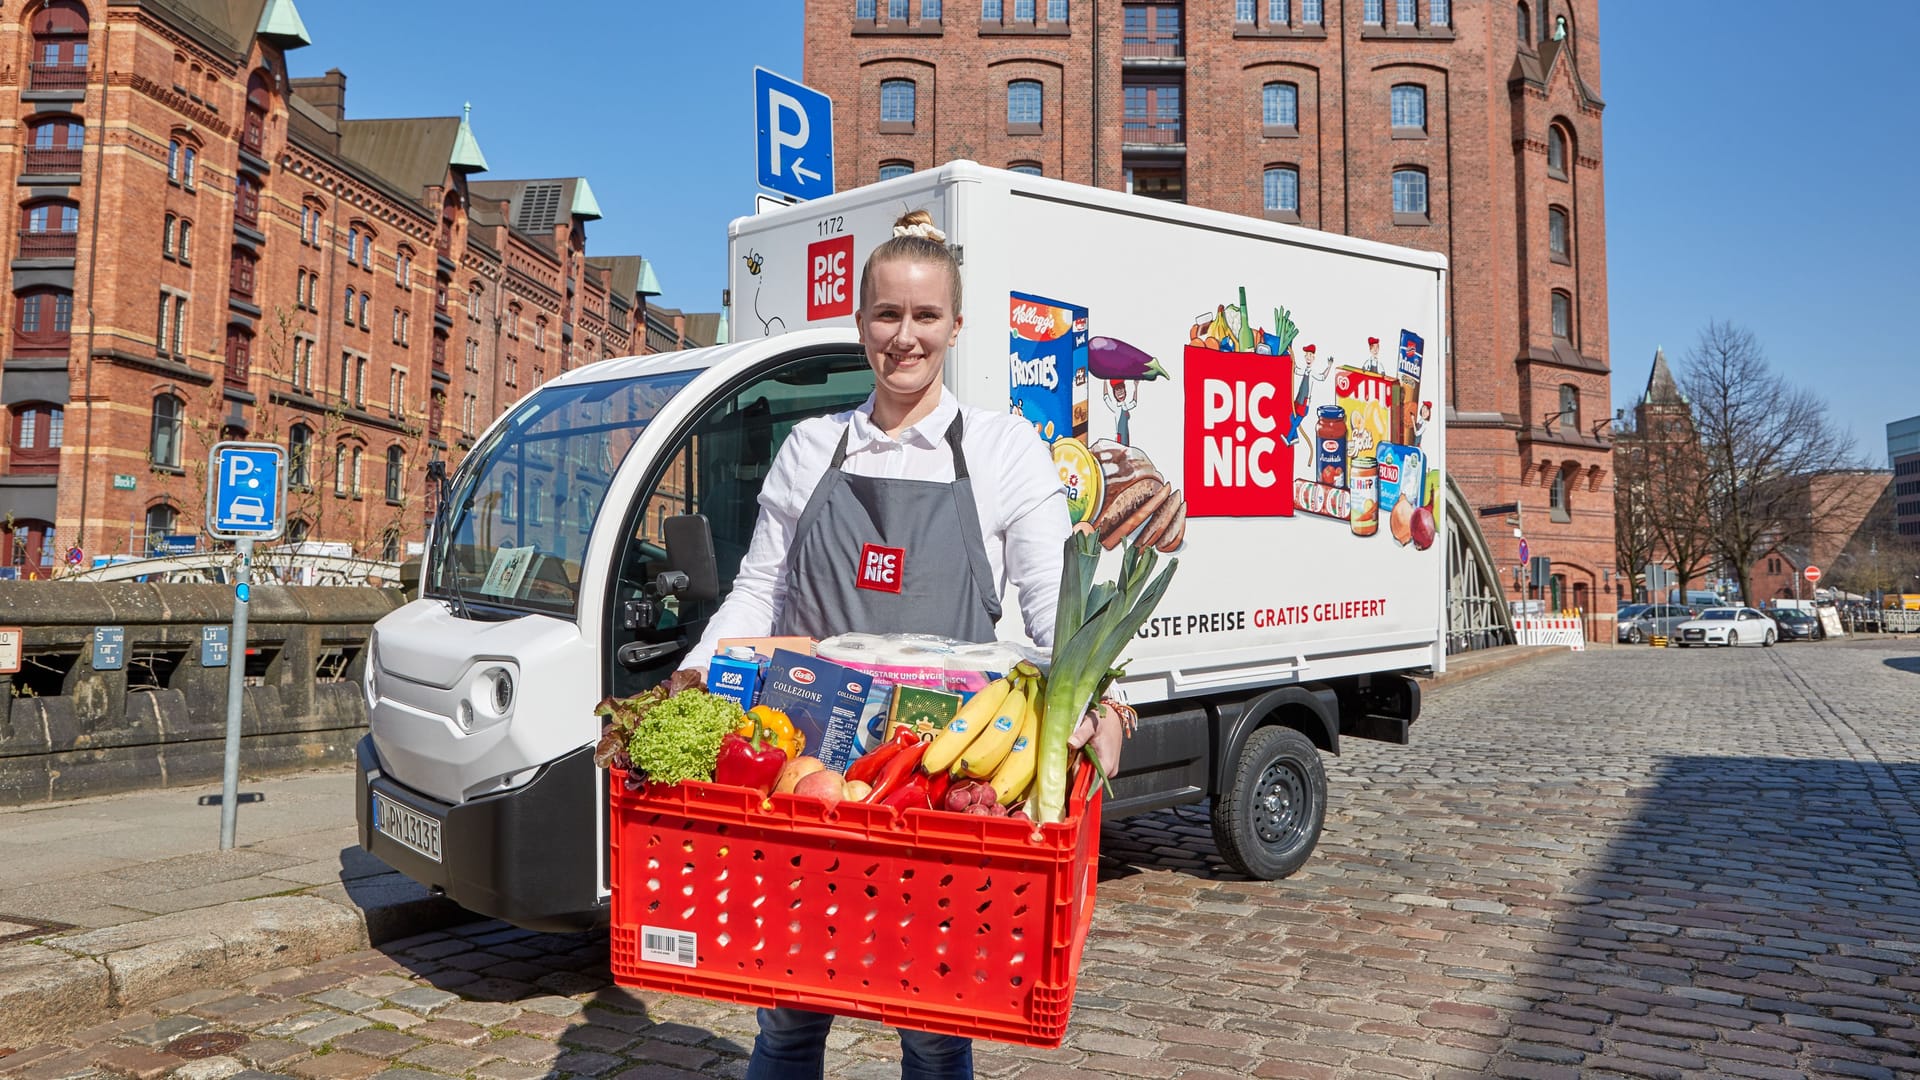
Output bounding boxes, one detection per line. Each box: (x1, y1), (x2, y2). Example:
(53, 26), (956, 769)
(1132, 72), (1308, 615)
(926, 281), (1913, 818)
(426, 371), (697, 618)
(1777, 610), (1811, 622)
(1701, 609), (1738, 621)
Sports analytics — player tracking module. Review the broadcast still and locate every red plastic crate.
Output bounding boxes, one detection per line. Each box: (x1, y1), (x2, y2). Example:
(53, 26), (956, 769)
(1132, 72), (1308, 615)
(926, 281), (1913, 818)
(609, 761), (1100, 1048)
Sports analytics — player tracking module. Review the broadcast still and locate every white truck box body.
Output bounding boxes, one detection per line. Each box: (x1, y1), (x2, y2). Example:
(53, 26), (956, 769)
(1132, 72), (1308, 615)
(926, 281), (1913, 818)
(731, 162), (1449, 698)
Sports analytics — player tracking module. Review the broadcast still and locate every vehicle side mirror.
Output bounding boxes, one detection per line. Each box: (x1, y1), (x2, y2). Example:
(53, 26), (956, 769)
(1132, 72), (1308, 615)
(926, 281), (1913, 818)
(662, 514), (720, 604)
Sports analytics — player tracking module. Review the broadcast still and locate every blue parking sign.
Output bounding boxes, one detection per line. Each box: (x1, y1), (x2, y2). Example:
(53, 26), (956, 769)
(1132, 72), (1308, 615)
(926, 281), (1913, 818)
(207, 441), (286, 540)
(755, 67), (833, 202)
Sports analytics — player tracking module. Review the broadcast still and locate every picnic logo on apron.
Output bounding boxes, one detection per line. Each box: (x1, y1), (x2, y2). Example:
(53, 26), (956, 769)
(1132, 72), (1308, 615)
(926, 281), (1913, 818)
(856, 543), (906, 594)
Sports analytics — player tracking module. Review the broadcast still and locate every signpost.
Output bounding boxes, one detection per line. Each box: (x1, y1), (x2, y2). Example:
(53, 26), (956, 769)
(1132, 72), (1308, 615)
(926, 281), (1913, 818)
(207, 441), (286, 849)
(1803, 565), (1821, 584)
(754, 67), (834, 203)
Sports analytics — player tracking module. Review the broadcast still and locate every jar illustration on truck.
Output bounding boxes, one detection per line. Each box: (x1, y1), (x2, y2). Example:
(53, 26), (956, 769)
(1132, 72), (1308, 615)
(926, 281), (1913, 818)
(1349, 453), (1379, 537)
(1315, 406), (1348, 489)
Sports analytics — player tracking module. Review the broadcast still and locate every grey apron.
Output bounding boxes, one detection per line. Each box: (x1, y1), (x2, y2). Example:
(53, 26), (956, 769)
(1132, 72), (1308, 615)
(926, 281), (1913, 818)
(778, 413), (1002, 642)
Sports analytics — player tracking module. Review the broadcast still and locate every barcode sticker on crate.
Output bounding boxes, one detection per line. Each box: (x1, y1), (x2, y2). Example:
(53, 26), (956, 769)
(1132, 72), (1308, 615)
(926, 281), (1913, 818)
(640, 925), (697, 968)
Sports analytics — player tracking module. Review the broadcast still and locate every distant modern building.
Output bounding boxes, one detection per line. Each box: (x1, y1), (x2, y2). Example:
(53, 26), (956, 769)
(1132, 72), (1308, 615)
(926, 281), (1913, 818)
(0, 0), (711, 576)
(1891, 415), (1920, 538)
(806, 0), (1616, 624)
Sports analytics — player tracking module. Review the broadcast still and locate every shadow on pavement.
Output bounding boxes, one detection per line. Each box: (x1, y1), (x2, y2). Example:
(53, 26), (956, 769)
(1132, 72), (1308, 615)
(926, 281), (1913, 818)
(1883, 656), (1920, 676)
(1483, 755), (1920, 1076)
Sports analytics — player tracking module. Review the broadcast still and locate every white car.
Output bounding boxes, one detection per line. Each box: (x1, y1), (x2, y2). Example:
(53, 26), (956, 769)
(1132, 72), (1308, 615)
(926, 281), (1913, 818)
(1673, 607), (1777, 648)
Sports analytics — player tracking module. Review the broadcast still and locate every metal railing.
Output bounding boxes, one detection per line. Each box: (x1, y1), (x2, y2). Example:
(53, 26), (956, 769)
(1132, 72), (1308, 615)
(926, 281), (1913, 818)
(17, 229), (77, 258)
(23, 147), (82, 173)
(1122, 37), (1183, 59)
(28, 62), (87, 91)
(1122, 120), (1186, 145)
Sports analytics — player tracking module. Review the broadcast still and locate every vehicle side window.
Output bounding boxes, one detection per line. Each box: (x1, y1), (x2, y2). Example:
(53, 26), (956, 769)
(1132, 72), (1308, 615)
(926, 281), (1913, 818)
(605, 350), (875, 697)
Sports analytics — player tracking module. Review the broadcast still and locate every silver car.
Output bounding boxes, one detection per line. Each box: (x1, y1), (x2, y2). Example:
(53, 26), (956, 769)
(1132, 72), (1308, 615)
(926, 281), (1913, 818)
(1618, 603), (1697, 644)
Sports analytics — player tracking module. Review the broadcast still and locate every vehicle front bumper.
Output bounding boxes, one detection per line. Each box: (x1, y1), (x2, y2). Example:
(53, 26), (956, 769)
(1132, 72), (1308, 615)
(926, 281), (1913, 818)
(356, 736), (608, 933)
(1678, 627), (1728, 645)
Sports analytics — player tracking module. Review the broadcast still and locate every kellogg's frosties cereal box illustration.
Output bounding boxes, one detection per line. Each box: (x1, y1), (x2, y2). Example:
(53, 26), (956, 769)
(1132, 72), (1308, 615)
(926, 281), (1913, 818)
(1334, 366), (1394, 470)
(1009, 291), (1090, 447)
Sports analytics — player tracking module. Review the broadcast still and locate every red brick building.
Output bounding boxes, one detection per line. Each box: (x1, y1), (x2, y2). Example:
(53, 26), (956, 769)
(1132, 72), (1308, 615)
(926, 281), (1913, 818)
(807, 0), (1614, 625)
(0, 0), (701, 574)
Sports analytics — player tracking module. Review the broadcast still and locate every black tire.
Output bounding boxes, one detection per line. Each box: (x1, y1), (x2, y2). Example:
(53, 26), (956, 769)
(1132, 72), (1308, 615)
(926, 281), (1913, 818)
(1763, 629), (1776, 647)
(1211, 726), (1326, 880)
(1627, 625), (1644, 644)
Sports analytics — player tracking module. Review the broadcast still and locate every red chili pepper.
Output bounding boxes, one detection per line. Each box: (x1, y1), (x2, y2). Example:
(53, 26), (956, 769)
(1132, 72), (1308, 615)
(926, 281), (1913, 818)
(865, 740), (928, 804)
(712, 728), (786, 795)
(925, 767), (953, 812)
(847, 727), (918, 786)
(879, 773), (930, 811)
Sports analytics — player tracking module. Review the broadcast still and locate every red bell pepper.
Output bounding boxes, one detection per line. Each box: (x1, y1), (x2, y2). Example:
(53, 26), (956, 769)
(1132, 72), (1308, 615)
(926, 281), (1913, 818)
(712, 727), (787, 795)
(865, 739), (928, 804)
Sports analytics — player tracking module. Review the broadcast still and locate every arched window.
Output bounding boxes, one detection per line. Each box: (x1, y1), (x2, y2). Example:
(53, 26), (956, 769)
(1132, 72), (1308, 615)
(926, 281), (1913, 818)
(1549, 465), (1572, 522)
(380, 529), (399, 564)
(230, 247), (257, 301)
(286, 517), (310, 544)
(878, 161), (913, 181)
(1548, 206), (1570, 260)
(1558, 383), (1580, 434)
(1008, 162), (1043, 176)
(1547, 124), (1569, 177)
(182, 145), (196, 188)
(9, 402), (63, 472)
(14, 287), (74, 355)
(20, 198), (80, 257)
(177, 218), (193, 264)
(1007, 80), (1043, 129)
(1392, 167), (1428, 220)
(1551, 289), (1574, 343)
(150, 393), (183, 468)
(289, 423), (311, 488)
(242, 71), (270, 156)
(223, 326), (252, 385)
(1262, 82), (1298, 133)
(880, 79), (916, 129)
(235, 174), (260, 227)
(344, 285), (357, 324)
(385, 445), (404, 502)
(351, 446), (363, 495)
(167, 139), (181, 183)
(143, 503), (176, 552)
(4, 518), (56, 573)
(333, 444), (347, 495)
(29, 1), (89, 91)
(163, 214), (176, 258)
(1516, 1), (1532, 43)
(25, 116), (84, 172)
(395, 247), (412, 289)
(1263, 166), (1300, 219)
(1391, 84), (1426, 131)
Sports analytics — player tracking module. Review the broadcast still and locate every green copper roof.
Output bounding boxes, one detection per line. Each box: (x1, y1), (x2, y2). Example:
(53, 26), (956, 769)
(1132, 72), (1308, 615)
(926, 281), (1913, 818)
(449, 102), (489, 174)
(257, 0), (313, 47)
(714, 305), (730, 345)
(570, 177), (603, 220)
(637, 258), (662, 298)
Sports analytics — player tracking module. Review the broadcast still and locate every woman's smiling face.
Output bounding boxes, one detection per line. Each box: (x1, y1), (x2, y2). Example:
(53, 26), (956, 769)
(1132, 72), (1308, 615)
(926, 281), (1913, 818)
(857, 257), (962, 403)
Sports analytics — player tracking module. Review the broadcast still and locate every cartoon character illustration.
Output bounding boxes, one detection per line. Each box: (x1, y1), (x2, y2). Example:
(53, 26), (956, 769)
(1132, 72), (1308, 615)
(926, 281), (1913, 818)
(1364, 336), (1384, 374)
(1284, 343), (1336, 445)
(1103, 380), (1137, 446)
(1414, 400), (1434, 443)
(742, 249), (785, 335)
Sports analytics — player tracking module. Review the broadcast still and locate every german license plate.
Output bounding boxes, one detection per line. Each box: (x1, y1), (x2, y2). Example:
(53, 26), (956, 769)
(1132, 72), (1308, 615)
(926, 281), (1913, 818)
(372, 791), (442, 863)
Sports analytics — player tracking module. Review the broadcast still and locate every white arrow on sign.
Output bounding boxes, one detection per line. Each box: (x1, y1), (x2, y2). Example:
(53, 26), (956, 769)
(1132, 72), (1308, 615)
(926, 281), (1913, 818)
(791, 157), (821, 184)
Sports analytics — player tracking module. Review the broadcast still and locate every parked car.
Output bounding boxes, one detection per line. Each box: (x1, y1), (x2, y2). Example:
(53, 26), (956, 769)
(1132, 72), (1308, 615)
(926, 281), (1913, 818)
(1616, 603), (1651, 624)
(1770, 607), (1824, 642)
(1618, 603), (1698, 644)
(1674, 607), (1777, 648)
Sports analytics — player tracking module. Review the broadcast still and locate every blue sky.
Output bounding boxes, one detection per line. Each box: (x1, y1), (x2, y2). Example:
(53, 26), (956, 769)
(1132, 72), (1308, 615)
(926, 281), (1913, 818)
(292, 3), (1915, 464)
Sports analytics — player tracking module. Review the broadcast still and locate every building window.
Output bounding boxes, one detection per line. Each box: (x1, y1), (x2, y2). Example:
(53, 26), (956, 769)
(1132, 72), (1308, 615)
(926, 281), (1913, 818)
(879, 161), (914, 181)
(1559, 383), (1579, 434)
(1551, 290), (1573, 342)
(984, 0), (1003, 17)
(344, 286), (356, 324)
(1550, 467), (1571, 522)
(1007, 80), (1043, 130)
(230, 248), (256, 301)
(389, 367), (407, 416)
(183, 146), (196, 189)
(1014, 0), (1035, 18)
(355, 356), (368, 407)
(1263, 166), (1300, 219)
(1396, 0), (1416, 24)
(1263, 82), (1298, 133)
(507, 304), (521, 338)
(150, 394), (182, 468)
(1268, 0), (1290, 24)
(535, 318), (548, 351)
(1548, 125), (1568, 177)
(288, 423), (311, 488)
(1302, 0), (1322, 22)
(1364, 0), (1383, 23)
(1432, 0), (1449, 26)
(1517, 2), (1531, 43)
(333, 444), (347, 496)
(351, 446), (363, 496)
(143, 504), (176, 552)
(235, 175), (260, 226)
(1237, 0), (1255, 22)
(162, 214), (176, 258)
(396, 250), (411, 288)
(385, 445), (404, 502)
(1549, 206), (1570, 260)
(925, 0), (942, 17)
(858, 0), (876, 16)
(1392, 168), (1428, 221)
(14, 287), (73, 354)
(167, 140), (180, 183)
(177, 219), (192, 264)
(9, 402), (63, 472)
(1009, 161), (1042, 176)
(1391, 84), (1426, 131)
(880, 79), (916, 129)
(889, 0), (908, 19)
(469, 283), (484, 319)
(359, 292), (370, 329)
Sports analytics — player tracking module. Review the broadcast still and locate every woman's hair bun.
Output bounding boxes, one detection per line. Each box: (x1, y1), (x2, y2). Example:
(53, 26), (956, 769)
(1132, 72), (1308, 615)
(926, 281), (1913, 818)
(893, 209), (936, 231)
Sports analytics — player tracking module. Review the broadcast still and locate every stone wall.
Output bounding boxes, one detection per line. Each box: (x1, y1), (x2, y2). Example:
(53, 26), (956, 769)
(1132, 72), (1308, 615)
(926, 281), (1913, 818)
(0, 582), (405, 805)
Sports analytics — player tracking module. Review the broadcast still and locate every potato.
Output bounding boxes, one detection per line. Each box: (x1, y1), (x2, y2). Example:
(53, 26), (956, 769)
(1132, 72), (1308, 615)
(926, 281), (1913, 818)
(775, 756), (827, 795)
(842, 780), (872, 802)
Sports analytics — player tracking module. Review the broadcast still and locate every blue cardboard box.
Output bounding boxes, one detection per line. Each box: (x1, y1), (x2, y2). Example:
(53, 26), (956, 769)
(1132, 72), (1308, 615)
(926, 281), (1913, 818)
(758, 649), (873, 773)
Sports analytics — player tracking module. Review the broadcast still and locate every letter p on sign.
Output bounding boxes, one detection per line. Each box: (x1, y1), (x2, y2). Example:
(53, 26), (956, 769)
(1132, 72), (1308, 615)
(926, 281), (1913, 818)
(807, 236), (855, 321)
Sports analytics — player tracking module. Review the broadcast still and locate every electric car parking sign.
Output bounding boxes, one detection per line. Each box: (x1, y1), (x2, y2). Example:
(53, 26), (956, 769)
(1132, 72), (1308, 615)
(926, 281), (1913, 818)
(207, 442), (287, 541)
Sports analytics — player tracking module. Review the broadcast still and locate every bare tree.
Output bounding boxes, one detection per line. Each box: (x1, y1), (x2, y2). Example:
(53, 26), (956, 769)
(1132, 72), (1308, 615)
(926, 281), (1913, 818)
(1680, 321), (1859, 605)
(1610, 413), (1659, 597)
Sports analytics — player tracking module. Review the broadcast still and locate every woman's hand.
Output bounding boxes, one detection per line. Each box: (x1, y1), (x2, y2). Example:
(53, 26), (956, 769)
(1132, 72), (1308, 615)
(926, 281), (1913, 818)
(1068, 699), (1136, 776)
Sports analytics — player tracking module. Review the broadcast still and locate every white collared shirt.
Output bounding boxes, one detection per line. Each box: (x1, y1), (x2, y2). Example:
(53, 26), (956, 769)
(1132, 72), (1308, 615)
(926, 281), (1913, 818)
(685, 389), (1069, 670)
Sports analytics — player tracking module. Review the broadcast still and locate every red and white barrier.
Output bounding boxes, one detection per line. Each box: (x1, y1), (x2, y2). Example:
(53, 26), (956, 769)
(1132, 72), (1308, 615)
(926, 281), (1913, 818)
(1514, 616), (1586, 651)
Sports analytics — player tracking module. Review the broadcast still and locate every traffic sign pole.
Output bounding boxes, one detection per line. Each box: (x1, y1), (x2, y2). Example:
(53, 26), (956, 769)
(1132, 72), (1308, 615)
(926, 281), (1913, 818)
(219, 537), (251, 850)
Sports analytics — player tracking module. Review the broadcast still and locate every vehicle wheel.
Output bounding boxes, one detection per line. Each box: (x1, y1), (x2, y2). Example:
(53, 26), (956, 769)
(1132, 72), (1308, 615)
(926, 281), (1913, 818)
(1763, 629), (1775, 647)
(1627, 626), (1644, 644)
(1211, 725), (1326, 880)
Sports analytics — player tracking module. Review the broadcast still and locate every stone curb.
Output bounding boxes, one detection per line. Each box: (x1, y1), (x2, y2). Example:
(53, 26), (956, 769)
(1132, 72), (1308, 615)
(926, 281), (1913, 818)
(1419, 644), (1566, 691)
(0, 883), (468, 1046)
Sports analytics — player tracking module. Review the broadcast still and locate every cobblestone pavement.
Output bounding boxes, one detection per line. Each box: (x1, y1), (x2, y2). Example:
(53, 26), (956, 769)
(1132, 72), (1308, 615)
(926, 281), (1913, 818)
(4, 639), (1917, 1080)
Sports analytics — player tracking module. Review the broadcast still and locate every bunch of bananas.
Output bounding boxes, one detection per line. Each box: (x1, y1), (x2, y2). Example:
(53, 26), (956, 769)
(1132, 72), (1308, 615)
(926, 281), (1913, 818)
(920, 661), (1046, 807)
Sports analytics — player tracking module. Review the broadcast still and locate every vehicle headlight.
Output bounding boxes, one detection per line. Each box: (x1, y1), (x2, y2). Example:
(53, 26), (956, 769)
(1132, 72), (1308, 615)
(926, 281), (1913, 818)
(491, 668), (514, 713)
(462, 664), (517, 731)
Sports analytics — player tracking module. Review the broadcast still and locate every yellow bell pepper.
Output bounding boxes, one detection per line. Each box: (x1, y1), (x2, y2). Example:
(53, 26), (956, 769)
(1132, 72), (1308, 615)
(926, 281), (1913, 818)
(736, 704), (803, 759)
